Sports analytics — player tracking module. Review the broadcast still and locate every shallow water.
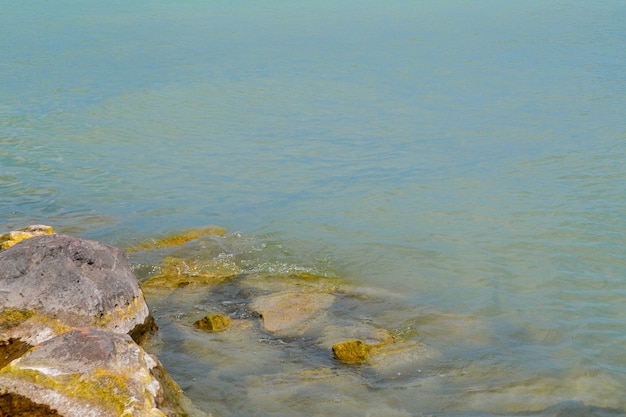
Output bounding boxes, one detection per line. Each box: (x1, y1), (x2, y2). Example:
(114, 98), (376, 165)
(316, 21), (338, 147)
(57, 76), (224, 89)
(2, 1), (626, 415)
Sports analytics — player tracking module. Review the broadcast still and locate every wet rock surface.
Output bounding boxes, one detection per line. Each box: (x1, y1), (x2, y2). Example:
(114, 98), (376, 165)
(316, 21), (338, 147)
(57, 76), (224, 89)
(0, 234), (153, 345)
(251, 291), (335, 337)
(0, 328), (187, 417)
(0, 229), (201, 417)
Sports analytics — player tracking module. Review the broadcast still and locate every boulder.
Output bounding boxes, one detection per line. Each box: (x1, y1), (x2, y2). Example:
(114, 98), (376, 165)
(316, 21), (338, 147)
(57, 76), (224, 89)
(0, 327), (190, 417)
(0, 234), (155, 349)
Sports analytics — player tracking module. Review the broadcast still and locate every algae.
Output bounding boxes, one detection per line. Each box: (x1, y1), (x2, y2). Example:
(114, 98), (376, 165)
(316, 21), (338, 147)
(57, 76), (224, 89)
(0, 309), (35, 330)
(193, 314), (231, 333)
(332, 340), (370, 364)
(126, 226), (227, 253)
(141, 256), (239, 291)
(0, 225), (55, 250)
(0, 364), (165, 416)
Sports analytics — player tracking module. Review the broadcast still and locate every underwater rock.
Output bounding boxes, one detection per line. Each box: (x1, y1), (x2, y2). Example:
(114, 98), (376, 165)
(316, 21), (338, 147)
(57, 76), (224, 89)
(0, 234), (154, 348)
(126, 226), (227, 253)
(251, 291), (335, 337)
(0, 327), (195, 417)
(193, 314), (231, 333)
(321, 325), (394, 349)
(141, 256), (238, 292)
(332, 340), (370, 364)
(0, 224), (55, 250)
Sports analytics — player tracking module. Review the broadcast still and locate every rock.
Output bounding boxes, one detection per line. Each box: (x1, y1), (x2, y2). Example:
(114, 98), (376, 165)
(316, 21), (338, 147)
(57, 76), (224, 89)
(0, 234), (154, 347)
(193, 314), (231, 333)
(0, 327), (192, 417)
(321, 325), (394, 350)
(0, 224), (55, 250)
(332, 340), (370, 364)
(251, 291), (335, 337)
(126, 226), (227, 253)
(141, 256), (238, 292)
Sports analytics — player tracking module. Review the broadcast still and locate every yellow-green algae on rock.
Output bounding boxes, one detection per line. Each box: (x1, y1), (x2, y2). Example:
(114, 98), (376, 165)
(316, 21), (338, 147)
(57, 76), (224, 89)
(332, 339), (370, 364)
(0, 225), (55, 250)
(0, 328), (169, 417)
(141, 255), (239, 292)
(193, 314), (231, 333)
(126, 226), (227, 253)
(0, 308), (72, 358)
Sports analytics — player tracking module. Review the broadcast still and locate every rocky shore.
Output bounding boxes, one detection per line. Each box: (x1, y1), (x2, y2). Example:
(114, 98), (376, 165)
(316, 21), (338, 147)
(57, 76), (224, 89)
(0, 227), (201, 417)
(0, 225), (436, 416)
(2, 225), (622, 416)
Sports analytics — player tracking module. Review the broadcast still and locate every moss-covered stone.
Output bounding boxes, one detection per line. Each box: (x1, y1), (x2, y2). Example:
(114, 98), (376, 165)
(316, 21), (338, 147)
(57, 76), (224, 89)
(141, 256), (239, 292)
(193, 314), (231, 333)
(332, 340), (370, 364)
(0, 328), (169, 417)
(126, 226), (227, 253)
(0, 308), (72, 352)
(0, 225), (55, 250)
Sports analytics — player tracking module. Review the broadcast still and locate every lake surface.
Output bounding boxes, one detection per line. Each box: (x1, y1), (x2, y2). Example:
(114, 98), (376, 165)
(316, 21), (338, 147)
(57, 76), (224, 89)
(2, 1), (626, 415)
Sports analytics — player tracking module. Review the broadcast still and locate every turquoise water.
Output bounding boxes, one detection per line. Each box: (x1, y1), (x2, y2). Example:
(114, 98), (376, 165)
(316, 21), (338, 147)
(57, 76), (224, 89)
(2, 1), (626, 415)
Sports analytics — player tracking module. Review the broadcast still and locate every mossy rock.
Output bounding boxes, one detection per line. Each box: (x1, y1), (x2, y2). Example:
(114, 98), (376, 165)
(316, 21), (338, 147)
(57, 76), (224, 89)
(332, 340), (370, 364)
(0, 225), (55, 250)
(141, 256), (239, 291)
(193, 314), (231, 333)
(0, 328), (168, 417)
(126, 226), (227, 253)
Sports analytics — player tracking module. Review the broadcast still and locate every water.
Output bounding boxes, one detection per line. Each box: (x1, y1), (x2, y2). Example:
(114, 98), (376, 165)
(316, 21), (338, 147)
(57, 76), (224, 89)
(2, 0), (626, 415)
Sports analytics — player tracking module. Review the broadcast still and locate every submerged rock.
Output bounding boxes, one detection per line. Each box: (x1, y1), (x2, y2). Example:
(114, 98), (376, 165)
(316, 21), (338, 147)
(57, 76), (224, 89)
(141, 256), (238, 292)
(126, 226), (227, 253)
(0, 234), (154, 348)
(0, 328), (195, 417)
(251, 291), (335, 337)
(332, 340), (370, 364)
(194, 314), (231, 333)
(0, 224), (55, 250)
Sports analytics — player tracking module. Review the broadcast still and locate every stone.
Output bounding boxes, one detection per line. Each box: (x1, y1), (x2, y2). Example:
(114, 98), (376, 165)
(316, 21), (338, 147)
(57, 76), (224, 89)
(251, 291), (335, 336)
(125, 226), (227, 253)
(0, 224), (55, 250)
(141, 256), (238, 292)
(0, 327), (188, 417)
(332, 340), (370, 364)
(320, 325), (394, 350)
(193, 314), (231, 333)
(0, 234), (154, 347)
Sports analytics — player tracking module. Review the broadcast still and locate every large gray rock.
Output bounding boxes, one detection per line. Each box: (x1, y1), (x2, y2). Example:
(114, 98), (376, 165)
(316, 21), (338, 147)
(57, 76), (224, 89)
(0, 234), (154, 348)
(0, 327), (198, 417)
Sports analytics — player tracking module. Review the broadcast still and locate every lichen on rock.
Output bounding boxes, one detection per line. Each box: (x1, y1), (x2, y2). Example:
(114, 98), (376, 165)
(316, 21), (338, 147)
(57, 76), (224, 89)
(0, 328), (167, 417)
